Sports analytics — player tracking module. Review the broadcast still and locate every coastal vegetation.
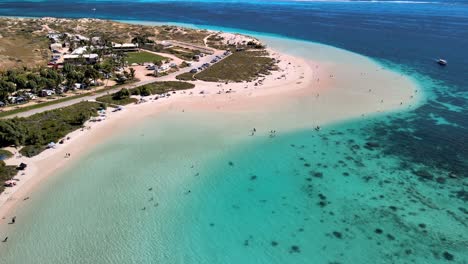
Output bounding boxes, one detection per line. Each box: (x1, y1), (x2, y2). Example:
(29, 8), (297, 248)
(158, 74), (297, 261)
(96, 81), (195, 105)
(157, 25), (210, 46)
(195, 50), (276, 82)
(176, 72), (197, 81)
(0, 56), (126, 106)
(95, 89), (138, 105)
(141, 81), (195, 94)
(0, 101), (102, 157)
(0, 18), (50, 70)
(205, 35), (230, 50)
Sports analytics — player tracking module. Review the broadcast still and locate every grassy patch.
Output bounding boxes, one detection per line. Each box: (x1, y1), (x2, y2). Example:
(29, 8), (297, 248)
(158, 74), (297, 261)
(125, 51), (167, 64)
(195, 50), (276, 82)
(142, 44), (201, 61)
(141, 81), (195, 94)
(96, 94), (138, 105)
(0, 101), (101, 157)
(176, 72), (196, 81)
(0, 149), (13, 160)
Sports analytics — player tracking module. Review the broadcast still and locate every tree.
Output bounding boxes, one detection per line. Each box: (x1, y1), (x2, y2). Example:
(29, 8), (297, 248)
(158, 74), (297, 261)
(129, 68), (136, 80)
(0, 119), (26, 147)
(0, 91), (9, 104)
(15, 75), (28, 90)
(113, 88), (131, 100)
(0, 80), (16, 93)
(84, 66), (100, 87)
(139, 86), (151, 96)
(27, 80), (38, 93)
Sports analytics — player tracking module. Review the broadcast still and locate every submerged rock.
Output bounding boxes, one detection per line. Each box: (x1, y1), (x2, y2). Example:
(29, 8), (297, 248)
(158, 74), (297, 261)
(364, 142), (380, 150)
(442, 251), (455, 261)
(332, 231), (343, 239)
(435, 177), (446, 184)
(289, 245), (301, 253)
(412, 169), (434, 181)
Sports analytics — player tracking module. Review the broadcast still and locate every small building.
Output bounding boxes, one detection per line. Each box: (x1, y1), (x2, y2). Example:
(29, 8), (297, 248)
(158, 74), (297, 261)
(50, 43), (62, 51)
(63, 54), (99, 64)
(160, 41), (173, 48)
(112, 43), (139, 52)
(74, 34), (90, 42)
(47, 33), (61, 43)
(71, 46), (89, 55)
(91, 36), (102, 45)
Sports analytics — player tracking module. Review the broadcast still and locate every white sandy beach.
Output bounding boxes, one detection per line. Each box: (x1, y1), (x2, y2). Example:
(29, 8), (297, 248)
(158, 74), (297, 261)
(0, 42), (421, 219)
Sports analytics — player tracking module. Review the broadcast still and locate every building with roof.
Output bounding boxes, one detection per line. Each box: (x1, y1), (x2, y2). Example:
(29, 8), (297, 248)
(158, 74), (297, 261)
(112, 43), (139, 52)
(63, 54), (99, 64)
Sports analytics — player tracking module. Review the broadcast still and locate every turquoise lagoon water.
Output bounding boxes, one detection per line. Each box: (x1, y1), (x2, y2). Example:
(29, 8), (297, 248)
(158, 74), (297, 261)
(1, 108), (466, 263)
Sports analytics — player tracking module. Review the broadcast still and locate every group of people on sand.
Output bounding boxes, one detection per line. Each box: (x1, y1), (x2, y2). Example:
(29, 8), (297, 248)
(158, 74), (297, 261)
(64, 153), (71, 158)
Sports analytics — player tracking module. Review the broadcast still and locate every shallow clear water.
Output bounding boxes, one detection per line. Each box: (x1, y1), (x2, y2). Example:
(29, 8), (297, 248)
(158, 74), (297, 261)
(1, 110), (466, 263)
(0, 0), (467, 263)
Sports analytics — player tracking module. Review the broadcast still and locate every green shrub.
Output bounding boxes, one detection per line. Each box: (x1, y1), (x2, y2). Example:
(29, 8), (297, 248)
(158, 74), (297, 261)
(139, 86), (152, 96)
(113, 88), (131, 100)
(20, 145), (46, 157)
(96, 94), (138, 105)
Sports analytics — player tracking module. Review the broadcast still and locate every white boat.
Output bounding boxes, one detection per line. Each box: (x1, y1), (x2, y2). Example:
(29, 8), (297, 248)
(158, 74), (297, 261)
(437, 59), (447, 66)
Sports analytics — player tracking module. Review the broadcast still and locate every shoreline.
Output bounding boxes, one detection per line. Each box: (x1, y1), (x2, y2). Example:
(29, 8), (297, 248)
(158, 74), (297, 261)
(0, 32), (422, 220)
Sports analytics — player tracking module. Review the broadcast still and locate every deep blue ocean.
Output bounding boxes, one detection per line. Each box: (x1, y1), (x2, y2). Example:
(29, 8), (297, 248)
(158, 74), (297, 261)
(0, 1), (467, 263)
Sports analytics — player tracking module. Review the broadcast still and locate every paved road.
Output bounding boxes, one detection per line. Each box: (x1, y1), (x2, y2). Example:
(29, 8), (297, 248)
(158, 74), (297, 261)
(5, 51), (224, 118)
